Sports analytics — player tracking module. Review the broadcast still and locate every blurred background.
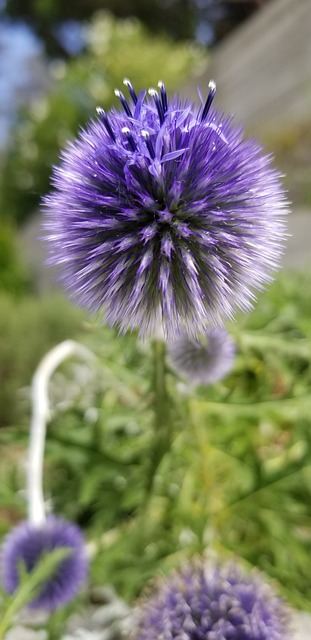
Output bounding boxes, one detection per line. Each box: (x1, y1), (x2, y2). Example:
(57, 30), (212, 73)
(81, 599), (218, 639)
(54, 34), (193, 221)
(1, 0), (311, 619)
(1, 0), (310, 291)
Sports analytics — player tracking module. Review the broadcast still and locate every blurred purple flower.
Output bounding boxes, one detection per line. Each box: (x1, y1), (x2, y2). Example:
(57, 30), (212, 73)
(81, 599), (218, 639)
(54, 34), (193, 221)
(168, 327), (235, 386)
(134, 560), (290, 640)
(1, 516), (88, 610)
(43, 80), (288, 338)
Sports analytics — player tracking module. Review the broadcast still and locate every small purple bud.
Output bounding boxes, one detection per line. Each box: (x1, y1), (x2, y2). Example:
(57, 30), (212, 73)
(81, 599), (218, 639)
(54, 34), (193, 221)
(201, 79), (216, 121)
(148, 87), (165, 124)
(96, 107), (116, 141)
(0, 516), (88, 610)
(114, 89), (132, 117)
(123, 77), (138, 105)
(168, 328), (236, 386)
(158, 81), (168, 114)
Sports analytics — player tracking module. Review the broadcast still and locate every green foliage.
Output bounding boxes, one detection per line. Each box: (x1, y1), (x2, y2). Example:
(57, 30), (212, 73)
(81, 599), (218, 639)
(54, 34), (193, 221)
(0, 547), (71, 639)
(0, 12), (206, 225)
(1, 270), (311, 611)
(51, 273), (311, 608)
(0, 292), (85, 429)
(3, 0), (260, 57)
(4, 0), (196, 56)
(0, 223), (30, 295)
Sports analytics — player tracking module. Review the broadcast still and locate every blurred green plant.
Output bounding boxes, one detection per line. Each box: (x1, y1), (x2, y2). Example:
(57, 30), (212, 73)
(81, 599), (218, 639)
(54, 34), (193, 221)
(1, 270), (311, 610)
(4, 0), (196, 56)
(0, 223), (30, 295)
(0, 11), (206, 226)
(0, 547), (71, 639)
(0, 292), (85, 429)
(3, 0), (259, 57)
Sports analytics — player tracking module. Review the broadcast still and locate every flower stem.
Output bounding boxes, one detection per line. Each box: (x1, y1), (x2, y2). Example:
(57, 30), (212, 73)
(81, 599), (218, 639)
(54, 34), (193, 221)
(28, 340), (94, 525)
(145, 339), (171, 495)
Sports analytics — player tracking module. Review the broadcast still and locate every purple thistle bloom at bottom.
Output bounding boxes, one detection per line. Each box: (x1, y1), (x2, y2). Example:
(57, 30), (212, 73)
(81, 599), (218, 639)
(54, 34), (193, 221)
(168, 328), (236, 386)
(0, 516), (88, 610)
(134, 560), (290, 640)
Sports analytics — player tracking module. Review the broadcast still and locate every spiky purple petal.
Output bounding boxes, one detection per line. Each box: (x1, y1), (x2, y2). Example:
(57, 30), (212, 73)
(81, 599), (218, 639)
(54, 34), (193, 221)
(43, 81), (288, 338)
(0, 516), (88, 610)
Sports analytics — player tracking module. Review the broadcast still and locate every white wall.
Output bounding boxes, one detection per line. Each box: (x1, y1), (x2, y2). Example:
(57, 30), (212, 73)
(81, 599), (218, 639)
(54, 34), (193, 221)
(186, 0), (311, 133)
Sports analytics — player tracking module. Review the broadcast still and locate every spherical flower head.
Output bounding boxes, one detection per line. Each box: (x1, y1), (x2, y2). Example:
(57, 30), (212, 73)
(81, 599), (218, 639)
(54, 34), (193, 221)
(134, 560), (290, 640)
(0, 516), (88, 610)
(43, 79), (288, 339)
(168, 327), (235, 386)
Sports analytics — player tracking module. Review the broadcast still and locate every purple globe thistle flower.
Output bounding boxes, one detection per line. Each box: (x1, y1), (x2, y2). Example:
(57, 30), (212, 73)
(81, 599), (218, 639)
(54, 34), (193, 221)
(168, 327), (235, 386)
(0, 516), (88, 610)
(134, 560), (290, 640)
(43, 79), (288, 338)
